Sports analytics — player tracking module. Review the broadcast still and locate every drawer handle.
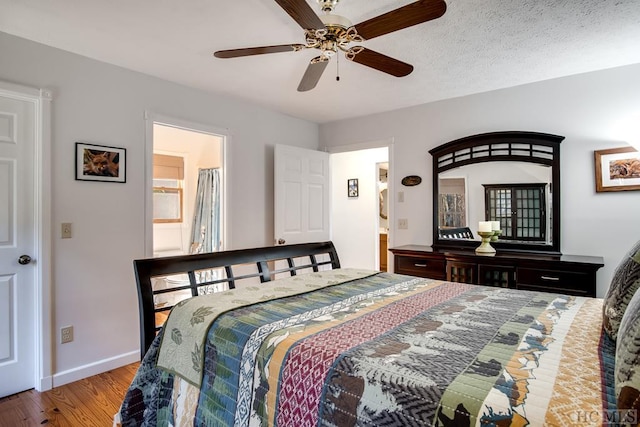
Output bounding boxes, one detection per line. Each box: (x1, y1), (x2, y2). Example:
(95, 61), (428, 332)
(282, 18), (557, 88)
(414, 263), (427, 267)
(541, 275), (560, 281)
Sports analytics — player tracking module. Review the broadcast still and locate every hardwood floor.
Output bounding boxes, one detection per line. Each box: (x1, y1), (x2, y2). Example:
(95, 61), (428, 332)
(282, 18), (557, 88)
(0, 362), (138, 427)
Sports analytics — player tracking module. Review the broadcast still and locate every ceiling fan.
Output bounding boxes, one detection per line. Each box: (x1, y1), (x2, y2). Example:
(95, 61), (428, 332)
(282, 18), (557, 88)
(214, 0), (447, 91)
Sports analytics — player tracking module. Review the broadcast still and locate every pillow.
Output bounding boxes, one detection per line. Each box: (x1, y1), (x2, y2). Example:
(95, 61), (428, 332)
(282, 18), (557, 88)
(615, 285), (640, 414)
(603, 239), (640, 340)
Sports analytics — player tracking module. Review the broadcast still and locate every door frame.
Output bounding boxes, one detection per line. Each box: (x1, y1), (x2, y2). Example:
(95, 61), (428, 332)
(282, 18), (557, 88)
(144, 112), (229, 256)
(0, 80), (53, 392)
(324, 138), (395, 271)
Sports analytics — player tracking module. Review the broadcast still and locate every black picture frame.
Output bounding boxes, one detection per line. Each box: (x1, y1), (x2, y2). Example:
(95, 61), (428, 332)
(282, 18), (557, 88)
(348, 178), (358, 198)
(75, 142), (126, 183)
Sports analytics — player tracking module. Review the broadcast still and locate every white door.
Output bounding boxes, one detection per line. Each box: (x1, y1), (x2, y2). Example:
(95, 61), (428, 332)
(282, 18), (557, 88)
(0, 93), (37, 396)
(274, 144), (330, 245)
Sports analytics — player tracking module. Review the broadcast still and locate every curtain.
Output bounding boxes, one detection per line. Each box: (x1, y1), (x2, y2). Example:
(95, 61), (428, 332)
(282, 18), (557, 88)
(190, 168), (222, 294)
(190, 168), (221, 254)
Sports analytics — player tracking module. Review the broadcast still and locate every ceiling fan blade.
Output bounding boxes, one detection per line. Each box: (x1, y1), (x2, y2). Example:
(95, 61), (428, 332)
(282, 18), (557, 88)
(274, 0), (325, 30)
(346, 48), (413, 77)
(354, 0), (447, 40)
(297, 57), (329, 92)
(214, 44), (306, 58)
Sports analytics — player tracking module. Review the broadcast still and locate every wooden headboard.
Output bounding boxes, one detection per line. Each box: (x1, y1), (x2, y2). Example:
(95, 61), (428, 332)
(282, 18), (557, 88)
(133, 241), (340, 358)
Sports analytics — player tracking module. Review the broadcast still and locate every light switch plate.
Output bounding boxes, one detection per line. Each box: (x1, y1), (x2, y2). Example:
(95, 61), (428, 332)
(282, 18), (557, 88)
(61, 223), (72, 239)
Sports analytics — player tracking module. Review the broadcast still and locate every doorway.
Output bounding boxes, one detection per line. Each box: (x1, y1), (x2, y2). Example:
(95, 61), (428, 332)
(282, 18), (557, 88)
(145, 116), (227, 258)
(329, 145), (391, 270)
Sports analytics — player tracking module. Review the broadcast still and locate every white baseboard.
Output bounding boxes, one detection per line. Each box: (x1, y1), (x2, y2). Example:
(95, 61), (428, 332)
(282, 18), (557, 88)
(38, 375), (53, 392)
(52, 350), (140, 388)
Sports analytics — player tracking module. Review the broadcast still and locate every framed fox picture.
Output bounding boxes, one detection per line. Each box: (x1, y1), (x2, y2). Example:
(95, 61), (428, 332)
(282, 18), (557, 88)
(76, 142), (126, 183)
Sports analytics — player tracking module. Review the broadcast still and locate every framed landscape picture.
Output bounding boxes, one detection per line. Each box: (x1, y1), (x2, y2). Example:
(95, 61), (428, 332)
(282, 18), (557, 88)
(594, 146), (640, 192)
(76, 142), (127, 183)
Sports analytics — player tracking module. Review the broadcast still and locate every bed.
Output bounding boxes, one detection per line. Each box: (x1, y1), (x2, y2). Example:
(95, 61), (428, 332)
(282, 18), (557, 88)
(116, 240), (640, 426)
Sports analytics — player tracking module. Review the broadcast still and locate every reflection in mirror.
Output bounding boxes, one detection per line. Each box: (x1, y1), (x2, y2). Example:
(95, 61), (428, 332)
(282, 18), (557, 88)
(484, 182), (549, 243)
(439, 177), (467, 228)
(439, 162), (552, 244)
(380, 188), (388, 220)
(378, 164), (388, 229)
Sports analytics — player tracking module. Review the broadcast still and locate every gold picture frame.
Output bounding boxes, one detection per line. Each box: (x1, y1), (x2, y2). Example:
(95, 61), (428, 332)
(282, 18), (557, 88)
(594, 146), (640, 192)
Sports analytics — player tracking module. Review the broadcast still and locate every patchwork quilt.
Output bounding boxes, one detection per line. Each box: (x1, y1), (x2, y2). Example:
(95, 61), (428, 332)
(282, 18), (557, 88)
(116, 270), (615, 426)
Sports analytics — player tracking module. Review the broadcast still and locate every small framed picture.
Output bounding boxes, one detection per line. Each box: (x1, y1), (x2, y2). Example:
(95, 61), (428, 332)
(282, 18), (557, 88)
(75, 142), (126, 183)
(594, 146), (640, 192)
(348, 178), (359, 198)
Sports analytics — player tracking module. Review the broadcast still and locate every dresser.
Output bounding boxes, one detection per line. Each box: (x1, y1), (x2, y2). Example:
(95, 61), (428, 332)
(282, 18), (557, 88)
(389, 245), (604, 297)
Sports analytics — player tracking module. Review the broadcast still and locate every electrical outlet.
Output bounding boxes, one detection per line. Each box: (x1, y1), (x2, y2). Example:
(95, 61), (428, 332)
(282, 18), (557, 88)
(398, 218), (408, 229)
(61, 223), (72, 239)
(61, 326), (73, 344)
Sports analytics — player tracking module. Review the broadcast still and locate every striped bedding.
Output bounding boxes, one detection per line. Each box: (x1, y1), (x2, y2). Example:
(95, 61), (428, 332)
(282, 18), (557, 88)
(116, 270), (615, 426)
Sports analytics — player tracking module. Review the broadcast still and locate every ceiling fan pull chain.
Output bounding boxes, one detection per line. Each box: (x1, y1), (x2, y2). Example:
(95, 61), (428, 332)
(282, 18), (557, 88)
(336, 54), (340, 82)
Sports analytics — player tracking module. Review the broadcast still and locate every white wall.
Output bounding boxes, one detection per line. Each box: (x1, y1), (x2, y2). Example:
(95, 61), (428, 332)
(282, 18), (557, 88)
(320, 63), (640, 297)
(331, 147), (388, 269)
(0, 31), (319, 383)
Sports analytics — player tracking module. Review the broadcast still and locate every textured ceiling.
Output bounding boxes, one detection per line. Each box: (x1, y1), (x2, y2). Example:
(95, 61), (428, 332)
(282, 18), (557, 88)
(1, 0), (639, 123)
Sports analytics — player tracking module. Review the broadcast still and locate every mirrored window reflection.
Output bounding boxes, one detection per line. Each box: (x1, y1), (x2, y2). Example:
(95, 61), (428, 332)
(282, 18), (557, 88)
(484, 183), (546, 242)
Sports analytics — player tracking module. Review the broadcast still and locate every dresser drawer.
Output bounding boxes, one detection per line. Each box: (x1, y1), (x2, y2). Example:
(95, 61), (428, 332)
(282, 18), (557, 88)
(516, 268), (591, 295)
(395, 255), (446, 280)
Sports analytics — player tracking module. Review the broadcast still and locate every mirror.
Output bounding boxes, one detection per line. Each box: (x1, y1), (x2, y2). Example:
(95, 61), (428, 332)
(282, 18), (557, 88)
(439, 162), (553, 243)
(378, 163), (389, 229)
(430, 131), (563, 254)
(380, 188), (388, 220)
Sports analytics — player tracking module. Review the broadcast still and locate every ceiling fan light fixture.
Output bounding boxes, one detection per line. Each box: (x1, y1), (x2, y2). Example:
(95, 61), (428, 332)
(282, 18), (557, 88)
(319, 13), (352, 30)
(317, 0), (340, 13)
(321, 47), (336, 57)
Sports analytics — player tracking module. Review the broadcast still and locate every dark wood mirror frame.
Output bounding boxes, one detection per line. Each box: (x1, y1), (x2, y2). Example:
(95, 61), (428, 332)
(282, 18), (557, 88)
(430, 131), (564, 254)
